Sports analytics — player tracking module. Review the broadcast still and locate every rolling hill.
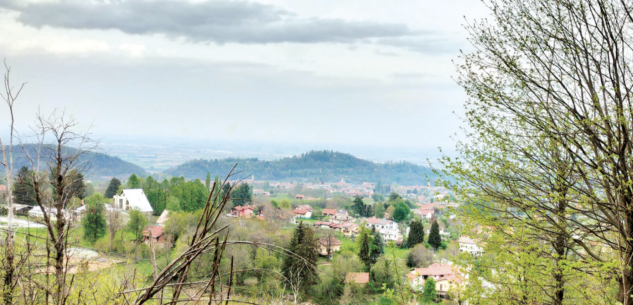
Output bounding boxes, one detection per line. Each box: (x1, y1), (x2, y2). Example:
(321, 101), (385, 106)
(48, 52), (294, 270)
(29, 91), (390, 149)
(7, 144), (147, 179)
(163, 150), (438, 185)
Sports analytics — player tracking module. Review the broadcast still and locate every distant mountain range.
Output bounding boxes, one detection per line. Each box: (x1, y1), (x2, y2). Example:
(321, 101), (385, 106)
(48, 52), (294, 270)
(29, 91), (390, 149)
(8, 144), (147, 179)
(163, 150), (438, 185)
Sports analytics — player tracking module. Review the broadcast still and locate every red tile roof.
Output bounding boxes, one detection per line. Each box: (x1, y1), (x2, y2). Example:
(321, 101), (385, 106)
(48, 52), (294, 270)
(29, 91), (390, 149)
(346, 272), (370, 284)
(323, 208), (337, 215)
(143, 226), (164, 237)
(293, 209), (308, 215)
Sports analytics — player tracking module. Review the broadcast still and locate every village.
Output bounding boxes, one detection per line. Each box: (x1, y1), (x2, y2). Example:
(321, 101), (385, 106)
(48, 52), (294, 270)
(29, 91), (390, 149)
(0, 172), (484, 303)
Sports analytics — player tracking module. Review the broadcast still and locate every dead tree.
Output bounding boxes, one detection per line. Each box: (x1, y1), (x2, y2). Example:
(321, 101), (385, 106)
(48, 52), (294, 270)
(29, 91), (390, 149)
(0, 61), (25, 304)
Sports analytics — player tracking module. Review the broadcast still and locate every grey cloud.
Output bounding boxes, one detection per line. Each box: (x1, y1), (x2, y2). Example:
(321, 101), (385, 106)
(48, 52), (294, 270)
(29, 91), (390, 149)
(0, 0), (413, 44)
(378, 36), (463, 55)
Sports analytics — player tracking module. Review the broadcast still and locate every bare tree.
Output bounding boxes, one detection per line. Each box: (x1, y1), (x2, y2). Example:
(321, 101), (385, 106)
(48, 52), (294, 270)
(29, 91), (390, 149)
(106, 208), (124, 252)
(18, 110), (97, 304)
(0, 61), (25, 304)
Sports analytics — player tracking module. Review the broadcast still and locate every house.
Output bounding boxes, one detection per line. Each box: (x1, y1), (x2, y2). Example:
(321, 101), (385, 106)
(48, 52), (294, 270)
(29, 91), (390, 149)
(297, 204), (313, 211)
(458, 236), (484, 256)
(142, 226), (166, 244)
(29, 207), (70, 221)
(156, 210), (170, 226)
(364, 217), (401, 241)
(418, 209), (434, 220)
(295, 194), (305, 200)
(317, 237), (342, 257)
(407, 263), (461, 298)
(231, 206), (254, 218)
(252, 189), (270, 196)
(293, 208), (312, 219)
(322, 208), (337, 216)
(331, 210), (353, 223)
(345, 272), (370, 285)
(113, 189), (154, 215)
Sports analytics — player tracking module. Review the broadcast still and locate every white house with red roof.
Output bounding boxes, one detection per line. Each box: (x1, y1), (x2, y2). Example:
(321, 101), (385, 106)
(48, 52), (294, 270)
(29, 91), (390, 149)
(322, 208), (337, 216)
(459, 236), (484, 256)
(364, 217), (401, 241)
(293, 208), (312, 219)
(407, 263), (462, 297)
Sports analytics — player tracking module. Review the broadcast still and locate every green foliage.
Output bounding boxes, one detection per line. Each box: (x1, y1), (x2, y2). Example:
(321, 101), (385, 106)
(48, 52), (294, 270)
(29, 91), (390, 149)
(205, 172), (211, 189)
(370, 229), (384, 265)
(374, 202), (386, 218)
(13, 166), (37, 205)
(282, 222), (319, 291)
(81, 199), (107, 245)
(231, 183), (252, 207)
(165, 196), (181, 212)
(127, 209), (148, 243)
(422, 277), (437, 303)
(407, 220), (424, 248)
(428, 221), (441, 250)
(392, 206), (407, 222)
(352, 196), (372, 217)
(358, 230), (372, 271)
(105, 178), (121, 199)
(127, 174), (140, 189)
(164, 150), (439, 185)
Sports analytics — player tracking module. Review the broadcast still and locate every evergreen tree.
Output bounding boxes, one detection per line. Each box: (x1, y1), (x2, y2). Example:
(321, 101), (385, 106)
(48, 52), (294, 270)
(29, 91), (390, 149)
(127, 174), (140, 189)
(422, 277), (437, 303)
(82, 200), (107, 245)
(105, 178), (121, 198)
(231, 183), (252, 206)
(358, 230), (372, 270)
(428, 220), (441, 250)
(282, 222), (319, 291)
(370, 229), (384, 264)
(407, 220), (425, 248)
(13, 166), (37, 206)
(205, 172), (211, 189)
(352, 196), (365, 217)
(406, 251), (416, 268)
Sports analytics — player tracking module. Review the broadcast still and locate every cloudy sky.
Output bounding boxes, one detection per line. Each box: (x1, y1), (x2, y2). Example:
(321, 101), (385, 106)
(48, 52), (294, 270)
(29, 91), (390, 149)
(0, 0), (489, 156)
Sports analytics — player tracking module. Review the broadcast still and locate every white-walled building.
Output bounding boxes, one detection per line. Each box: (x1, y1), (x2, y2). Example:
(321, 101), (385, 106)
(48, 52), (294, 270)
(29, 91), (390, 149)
(113, 189), (154, 215)
(364, 217), (402, 241)
(458, 236), (484, 256)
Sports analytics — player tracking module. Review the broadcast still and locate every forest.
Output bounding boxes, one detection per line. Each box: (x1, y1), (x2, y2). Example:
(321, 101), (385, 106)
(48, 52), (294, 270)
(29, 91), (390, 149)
(163, 150), (438, 185)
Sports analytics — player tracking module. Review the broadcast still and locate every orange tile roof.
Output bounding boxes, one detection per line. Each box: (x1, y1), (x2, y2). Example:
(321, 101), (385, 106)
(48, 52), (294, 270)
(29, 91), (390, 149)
(345, 272), (370, 284)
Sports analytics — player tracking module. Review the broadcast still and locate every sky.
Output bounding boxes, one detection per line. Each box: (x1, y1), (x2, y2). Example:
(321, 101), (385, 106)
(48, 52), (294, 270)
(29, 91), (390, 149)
(0, 0), (490, 160)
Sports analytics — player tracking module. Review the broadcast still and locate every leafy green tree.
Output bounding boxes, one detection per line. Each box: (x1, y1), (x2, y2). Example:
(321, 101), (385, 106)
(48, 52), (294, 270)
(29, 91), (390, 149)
(127, 174), (140, 189)
(127, 208), (148, 243)
(165, 196), (181, 211)
(392, 206), (407, 222)
(388, 192), (401, 202)
(105, 178), (121, 199)
(81, 198), (107, 245)
(282, 222), (319, 292)
(422, 277), (437, 303)
(278, 199), (291, 209)
(357, 227), (373, 270)
(407, 220), (424, 248)
(428, 220), (441, 250)
(374, 202), (385, 218)
(83, 182), (95, 198)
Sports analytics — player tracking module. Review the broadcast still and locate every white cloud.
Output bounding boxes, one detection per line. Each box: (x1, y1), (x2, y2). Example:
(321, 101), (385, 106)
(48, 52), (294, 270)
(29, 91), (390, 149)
(119, 43), (146, 56)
